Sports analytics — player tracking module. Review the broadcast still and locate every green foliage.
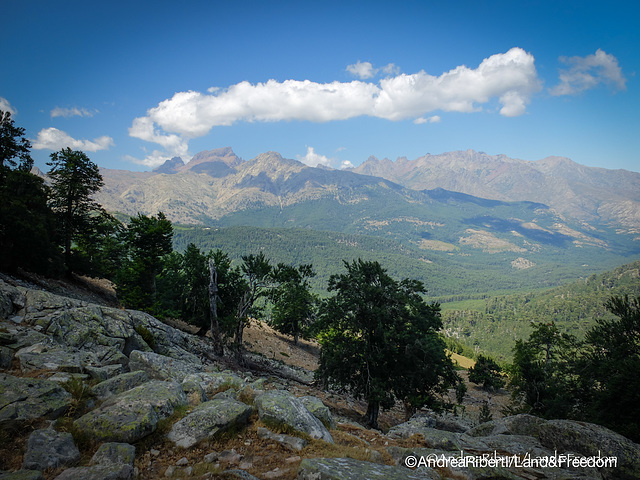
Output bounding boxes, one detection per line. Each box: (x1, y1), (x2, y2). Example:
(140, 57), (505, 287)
(233, 252), (273, 346)
(115, 212), (173, 311)
(508, 322), (580, 419)
(71, 210), (124, 278)
(0, 112), (61, 274)
(315, 259), (459, 429)
(0, 168), (61, 274)
(60, 376), (95, 417)
(179, 243), (212, 329)
(507, 298), (640, 442)
(478, 401), (493, 423)
(443, 261), (640, 360)
(47, 148), (105, 274)
(468, 355), (505, 391)
(577, 295), (640, 441)
(0, 110), (32, 175)
(270, 263), (317, 343)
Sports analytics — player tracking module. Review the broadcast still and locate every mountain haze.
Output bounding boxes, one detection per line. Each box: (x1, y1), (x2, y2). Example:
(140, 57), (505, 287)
(353, 150), (640, 232)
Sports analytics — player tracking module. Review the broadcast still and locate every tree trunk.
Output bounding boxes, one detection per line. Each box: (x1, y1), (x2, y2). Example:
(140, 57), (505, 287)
(365, 401), (380, 430)
(208, 259), (224, 356)
(234, 320), (245, 350)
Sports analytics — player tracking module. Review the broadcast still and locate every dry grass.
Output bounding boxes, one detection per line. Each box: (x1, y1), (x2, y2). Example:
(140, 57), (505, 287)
(243, 320), (320, 371)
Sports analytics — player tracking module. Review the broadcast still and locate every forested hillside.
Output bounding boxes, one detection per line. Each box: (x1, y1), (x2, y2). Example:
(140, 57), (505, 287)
(171, 225), (629, 299)
(442, 260), (640, 360)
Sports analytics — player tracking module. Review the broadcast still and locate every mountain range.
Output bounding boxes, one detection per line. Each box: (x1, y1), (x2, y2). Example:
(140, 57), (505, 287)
(93, 147), (640, 296)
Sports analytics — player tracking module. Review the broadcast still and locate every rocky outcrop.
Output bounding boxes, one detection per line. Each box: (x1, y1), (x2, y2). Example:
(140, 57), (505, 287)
(91, 371), (150, 400)
(128, 350), (203, 382)
(2, 278), (640, 480)
(21, 429), (80, 471)
(255, 389), (333, 443)
(300, 395), (336, 430)
(298, 457), (435, 480)
(74, 380), (187, 443)
(52, 442), (135, 480)
(167, 397), (253, 448)
(257, 426), (308, 451)
(0, 374), (71, 426)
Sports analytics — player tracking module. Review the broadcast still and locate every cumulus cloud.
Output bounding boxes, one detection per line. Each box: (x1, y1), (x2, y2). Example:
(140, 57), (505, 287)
(346, 61), (375, 79)
(550, 49), (626, 96)
(414, 115), (441, 124)
(0, 97), (17, 115)
(130, 48), (541, 167)
(297, 146), (332, 168)
(50, 107), (97, 118)
(33, 128), (114, 152)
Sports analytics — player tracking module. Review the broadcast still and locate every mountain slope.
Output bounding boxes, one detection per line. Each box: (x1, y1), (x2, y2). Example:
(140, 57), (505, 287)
(94, 148), (640, 297)
(353, 150), (640, 231)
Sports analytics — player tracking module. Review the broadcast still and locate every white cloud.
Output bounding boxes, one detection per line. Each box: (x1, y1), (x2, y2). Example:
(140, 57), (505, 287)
(50, 107), (97, 118)
(130, 48), (541, 167)
(550, 49), (626, 96)
(346, 61), (375, 79)
(414, 115), (441, 124)
(340, 160), (354, 169)
(380, 63), (400, 76)
(0, 97), (17, 115)
(32, 127), (114, 152)
(373, 47), (540, 119)
(123, 150), (176, 169)
(346, 61), (401, 79)
(297, 146), (332, 168)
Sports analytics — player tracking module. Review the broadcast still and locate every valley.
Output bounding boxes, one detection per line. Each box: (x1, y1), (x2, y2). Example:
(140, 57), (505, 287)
(92, 147), (640, 361)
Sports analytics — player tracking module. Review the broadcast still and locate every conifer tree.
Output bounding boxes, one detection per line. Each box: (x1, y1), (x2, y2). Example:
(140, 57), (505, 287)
(47, 148), (104, 274)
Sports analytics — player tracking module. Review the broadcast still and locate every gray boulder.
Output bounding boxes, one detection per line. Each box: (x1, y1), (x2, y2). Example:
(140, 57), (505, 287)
(53, 464), (133, 480)
(181, 371), (246, 397)
(0, 471), (44, 480)
(388, 416), (487, 452)
(22, 429), (80, 471)
(90, 442), (136, 467)
(91, 371), (150, 400)
(300, 396), (336, 429)
(54, 444), (136, 480)
(0, 280), (26, 319)
(84, 364), (125, 382)
(75, 380), (187, 443)
(298, 457), (434, 479)
(537, 419), (640, 480)
(466, 413), (544, 438)
(16, 345), (99, 374)
(257, 426), (308, 451)
(167, 397), (253, 448)
(0, 374), (70, 427)
(128, 350), (203, 382)
(0, 345), (13, 368)
(254, 389), (333, 443)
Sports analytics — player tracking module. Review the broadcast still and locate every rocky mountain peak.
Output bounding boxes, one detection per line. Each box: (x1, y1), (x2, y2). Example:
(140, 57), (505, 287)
(247, 151), (305, 174)
(179, 147), (243, 177)
(153, 156), (185, 174)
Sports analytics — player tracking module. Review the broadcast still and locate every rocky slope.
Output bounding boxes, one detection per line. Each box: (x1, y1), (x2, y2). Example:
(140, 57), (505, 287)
(353, 150), (640, 232)
(1, 276), (639, 480)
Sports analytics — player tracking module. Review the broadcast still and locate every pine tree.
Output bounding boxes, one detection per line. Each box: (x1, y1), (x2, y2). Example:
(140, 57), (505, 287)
(47, 148), (104, 274)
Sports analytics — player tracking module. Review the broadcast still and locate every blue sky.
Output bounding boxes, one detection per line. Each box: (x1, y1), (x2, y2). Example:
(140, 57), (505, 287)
(1, 0), (638, 172)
